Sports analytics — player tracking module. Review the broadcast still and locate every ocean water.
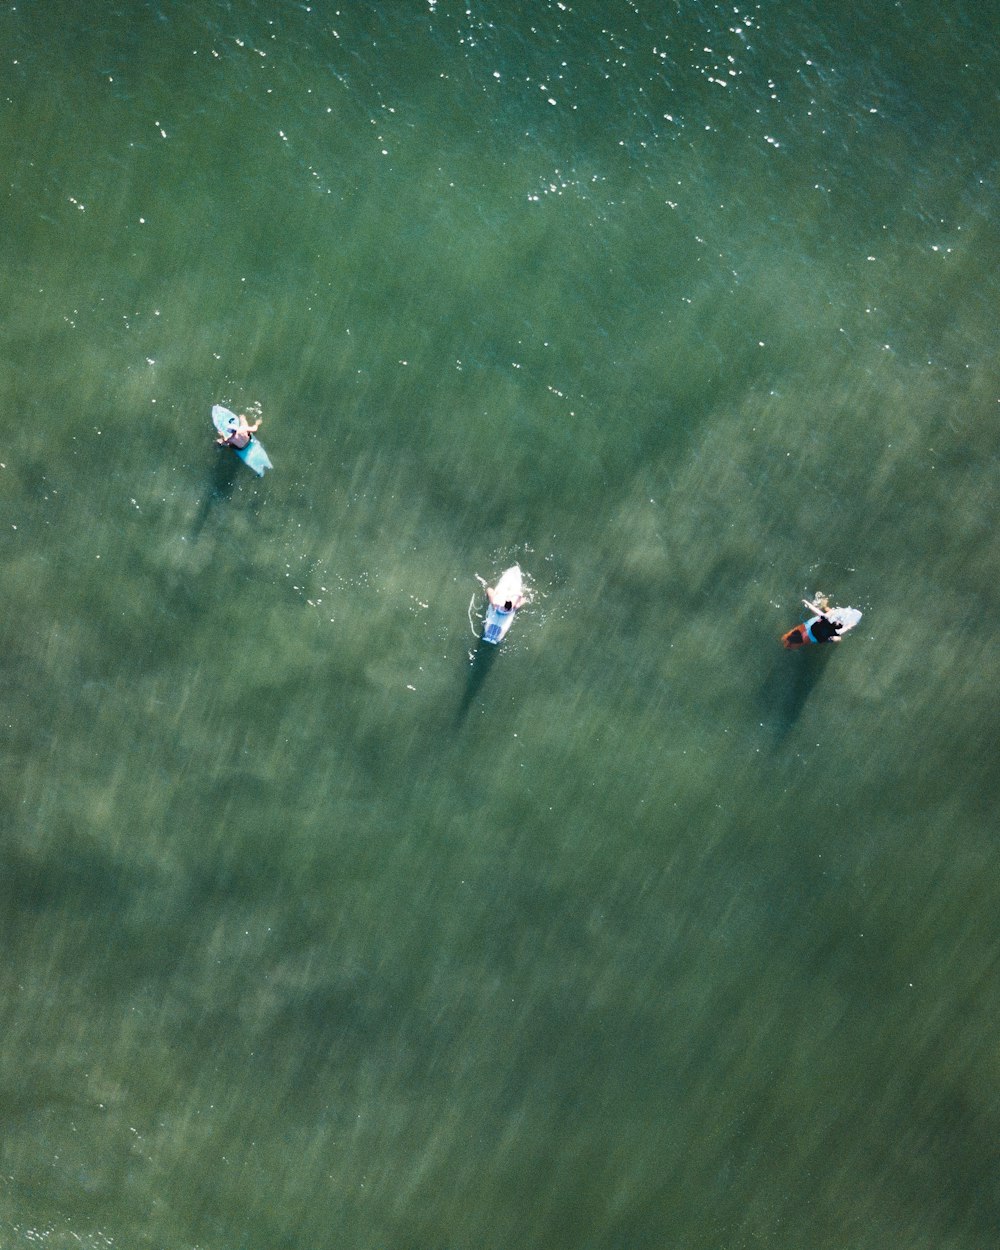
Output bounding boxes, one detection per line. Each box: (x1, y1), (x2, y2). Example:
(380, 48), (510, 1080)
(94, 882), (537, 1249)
(1, 2), (998, 1247)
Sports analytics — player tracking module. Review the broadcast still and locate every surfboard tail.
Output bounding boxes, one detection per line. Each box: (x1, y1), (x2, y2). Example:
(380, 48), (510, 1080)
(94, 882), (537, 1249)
(236, 439), (273, 476)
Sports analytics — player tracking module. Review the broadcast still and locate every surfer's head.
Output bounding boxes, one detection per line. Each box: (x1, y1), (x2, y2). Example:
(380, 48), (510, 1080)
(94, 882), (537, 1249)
(503, 600), (513, 611)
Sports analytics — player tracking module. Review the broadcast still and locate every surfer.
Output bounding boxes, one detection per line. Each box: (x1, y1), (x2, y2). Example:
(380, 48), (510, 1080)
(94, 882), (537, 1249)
(216, 412), (260, 450)
(781, 594), (858, 648)
(486, 582), (527, 613)
(474, 566), (530, 645)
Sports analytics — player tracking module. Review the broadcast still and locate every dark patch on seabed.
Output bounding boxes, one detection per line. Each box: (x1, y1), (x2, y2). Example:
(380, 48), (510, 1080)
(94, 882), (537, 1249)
(758, 642), (834, 742)
(190, 445), (245, 537)
(456, 638), (500, 724)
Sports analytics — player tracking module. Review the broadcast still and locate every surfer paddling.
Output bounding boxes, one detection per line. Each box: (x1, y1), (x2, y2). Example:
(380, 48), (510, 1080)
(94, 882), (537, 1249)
(476, 573), (527, 614)
(485, 582), (527, 613)
(781, 593), (862, 649)
(474, 567), (529, 645)
(215, 412), (260, 450)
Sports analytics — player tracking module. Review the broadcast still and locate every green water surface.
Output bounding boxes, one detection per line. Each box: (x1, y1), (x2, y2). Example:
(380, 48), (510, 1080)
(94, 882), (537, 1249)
(1, 2), (998, 1247)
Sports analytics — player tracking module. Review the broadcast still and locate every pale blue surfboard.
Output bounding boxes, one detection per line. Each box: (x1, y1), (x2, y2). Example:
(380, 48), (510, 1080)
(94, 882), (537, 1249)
(212, 405), (273, 476)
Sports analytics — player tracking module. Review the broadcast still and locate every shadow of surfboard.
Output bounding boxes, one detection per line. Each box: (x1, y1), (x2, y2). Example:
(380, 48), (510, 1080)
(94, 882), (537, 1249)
(189, 445), (244, 538)
(758, 642), (834, 745)
(454, 641), (500, 725)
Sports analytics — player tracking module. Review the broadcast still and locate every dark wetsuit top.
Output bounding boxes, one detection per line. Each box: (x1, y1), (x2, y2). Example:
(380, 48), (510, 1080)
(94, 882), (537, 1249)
(808, 615), (840, 644)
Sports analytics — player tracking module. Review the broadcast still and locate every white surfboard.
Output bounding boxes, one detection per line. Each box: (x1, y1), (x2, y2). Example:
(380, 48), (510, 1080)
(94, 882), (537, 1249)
(829, 607), (862, 634)
(483, 565), (523, 644)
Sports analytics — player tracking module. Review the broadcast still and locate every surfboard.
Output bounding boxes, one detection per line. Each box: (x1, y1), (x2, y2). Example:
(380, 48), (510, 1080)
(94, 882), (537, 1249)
(483, 564), (523, 645)
(212, 405), (273, 477)
(782, 606), (862, 648)
(829, 607), (862, 634)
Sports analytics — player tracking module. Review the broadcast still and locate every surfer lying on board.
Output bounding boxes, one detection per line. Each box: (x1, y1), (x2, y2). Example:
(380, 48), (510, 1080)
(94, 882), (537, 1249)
(485, 581), (527, 613)
(216, 412), (260, 450)
(781, 593), (861, 648)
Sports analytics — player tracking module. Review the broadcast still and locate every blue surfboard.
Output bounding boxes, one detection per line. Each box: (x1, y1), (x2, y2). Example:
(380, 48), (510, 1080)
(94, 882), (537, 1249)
(212, 405), (273, 476)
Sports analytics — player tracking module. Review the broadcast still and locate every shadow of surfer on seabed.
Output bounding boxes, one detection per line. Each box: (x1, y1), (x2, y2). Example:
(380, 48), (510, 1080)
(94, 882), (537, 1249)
(456, 638), (500, 724)
(190, 440), (243, 538)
